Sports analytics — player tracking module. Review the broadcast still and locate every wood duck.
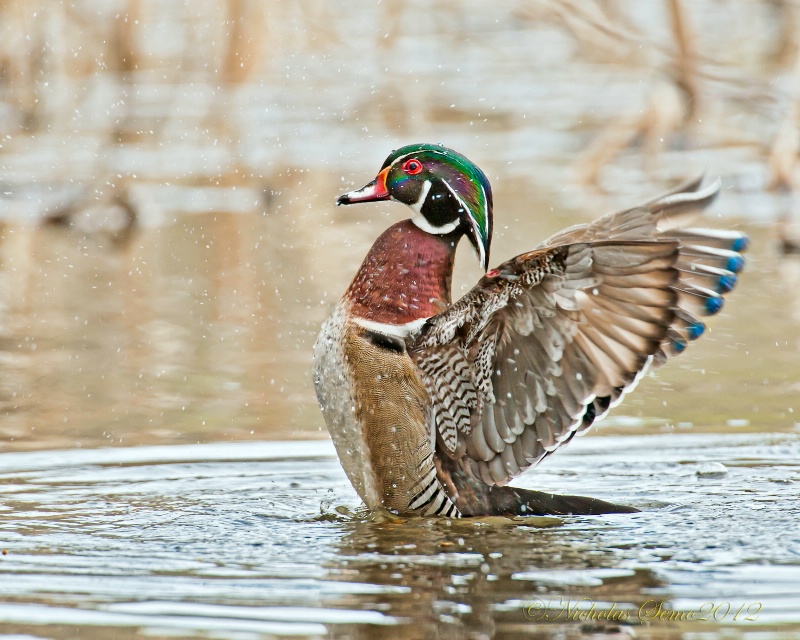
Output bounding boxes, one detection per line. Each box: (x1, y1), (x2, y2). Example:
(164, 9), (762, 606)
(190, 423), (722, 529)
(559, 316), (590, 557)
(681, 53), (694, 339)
(313, 143), (748, 518)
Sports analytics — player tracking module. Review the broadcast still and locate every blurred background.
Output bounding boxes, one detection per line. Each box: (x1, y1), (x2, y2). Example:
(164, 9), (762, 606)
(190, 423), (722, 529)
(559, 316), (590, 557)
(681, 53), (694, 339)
(1, 0), (799, 452)
(2, 3), (800, 639)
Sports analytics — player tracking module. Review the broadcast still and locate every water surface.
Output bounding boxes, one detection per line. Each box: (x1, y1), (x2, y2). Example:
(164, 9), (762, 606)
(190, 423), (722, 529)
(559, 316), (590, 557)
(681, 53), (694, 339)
(0, 433), (798, 639)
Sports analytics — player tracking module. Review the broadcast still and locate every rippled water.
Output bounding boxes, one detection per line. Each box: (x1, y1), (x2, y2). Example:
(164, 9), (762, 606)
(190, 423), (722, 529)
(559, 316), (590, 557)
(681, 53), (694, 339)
(0, 434), (798, 639)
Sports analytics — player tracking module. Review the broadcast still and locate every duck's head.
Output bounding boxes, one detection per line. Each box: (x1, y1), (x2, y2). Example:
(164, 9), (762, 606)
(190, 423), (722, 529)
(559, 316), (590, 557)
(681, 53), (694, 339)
(337, 143), (493, 270)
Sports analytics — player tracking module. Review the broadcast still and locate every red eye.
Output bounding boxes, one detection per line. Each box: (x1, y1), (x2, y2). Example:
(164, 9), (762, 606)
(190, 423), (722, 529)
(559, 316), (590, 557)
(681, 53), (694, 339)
(402, 159), (423, 175)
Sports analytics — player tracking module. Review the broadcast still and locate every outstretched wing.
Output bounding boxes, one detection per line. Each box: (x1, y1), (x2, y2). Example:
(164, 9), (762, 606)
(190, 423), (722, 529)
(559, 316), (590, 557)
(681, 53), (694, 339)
(407, 178), (748, 487)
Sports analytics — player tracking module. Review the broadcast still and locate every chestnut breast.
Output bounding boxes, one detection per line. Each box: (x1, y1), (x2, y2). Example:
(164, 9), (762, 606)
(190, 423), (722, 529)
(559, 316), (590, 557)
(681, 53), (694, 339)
(346, 220), (459, 324)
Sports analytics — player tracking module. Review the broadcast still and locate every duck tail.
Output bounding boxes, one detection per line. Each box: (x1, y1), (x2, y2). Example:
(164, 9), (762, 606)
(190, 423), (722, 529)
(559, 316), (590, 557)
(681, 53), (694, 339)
(439, 454), (638, 517)
(473, 485), (639, 517)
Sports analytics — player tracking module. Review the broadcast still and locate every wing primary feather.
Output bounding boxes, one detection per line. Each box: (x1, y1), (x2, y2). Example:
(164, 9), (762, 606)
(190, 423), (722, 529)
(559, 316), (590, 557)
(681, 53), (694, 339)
(467, 409), (495, 461)
(488, 454), (511, 485)
(477, 460), (496, 485)
(499, 444), (521, 478)
(483, 406), (508, 453)
(597, 283), (677, 308)
(590, 290), (674, 324)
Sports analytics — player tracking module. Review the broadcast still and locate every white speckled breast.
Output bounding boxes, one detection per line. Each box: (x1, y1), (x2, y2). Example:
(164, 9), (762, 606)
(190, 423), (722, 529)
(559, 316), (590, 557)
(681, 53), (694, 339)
(312, 301), (381, 509)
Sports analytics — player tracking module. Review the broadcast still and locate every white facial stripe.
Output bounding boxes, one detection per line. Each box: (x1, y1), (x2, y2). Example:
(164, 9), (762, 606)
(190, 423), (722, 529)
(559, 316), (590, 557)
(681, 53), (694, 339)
(388, 148), (448, 170)
(390, 151), (419, 167)
(409, 180), (432, 214)
(352, 316), (428, 338)
(442, 180), (471, 219)
(478, 181), (489, 237)
(409, 180), (458, 234)
(442, 180), (486, 266)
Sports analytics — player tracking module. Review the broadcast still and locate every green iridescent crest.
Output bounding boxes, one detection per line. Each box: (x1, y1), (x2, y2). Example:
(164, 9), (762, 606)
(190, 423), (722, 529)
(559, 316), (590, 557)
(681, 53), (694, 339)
(382, 143), (494, 267)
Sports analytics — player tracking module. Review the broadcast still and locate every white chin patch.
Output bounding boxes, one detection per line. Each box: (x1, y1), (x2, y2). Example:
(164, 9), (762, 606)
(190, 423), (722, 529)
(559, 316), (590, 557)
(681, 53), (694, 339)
(411, 215), (458, 235)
